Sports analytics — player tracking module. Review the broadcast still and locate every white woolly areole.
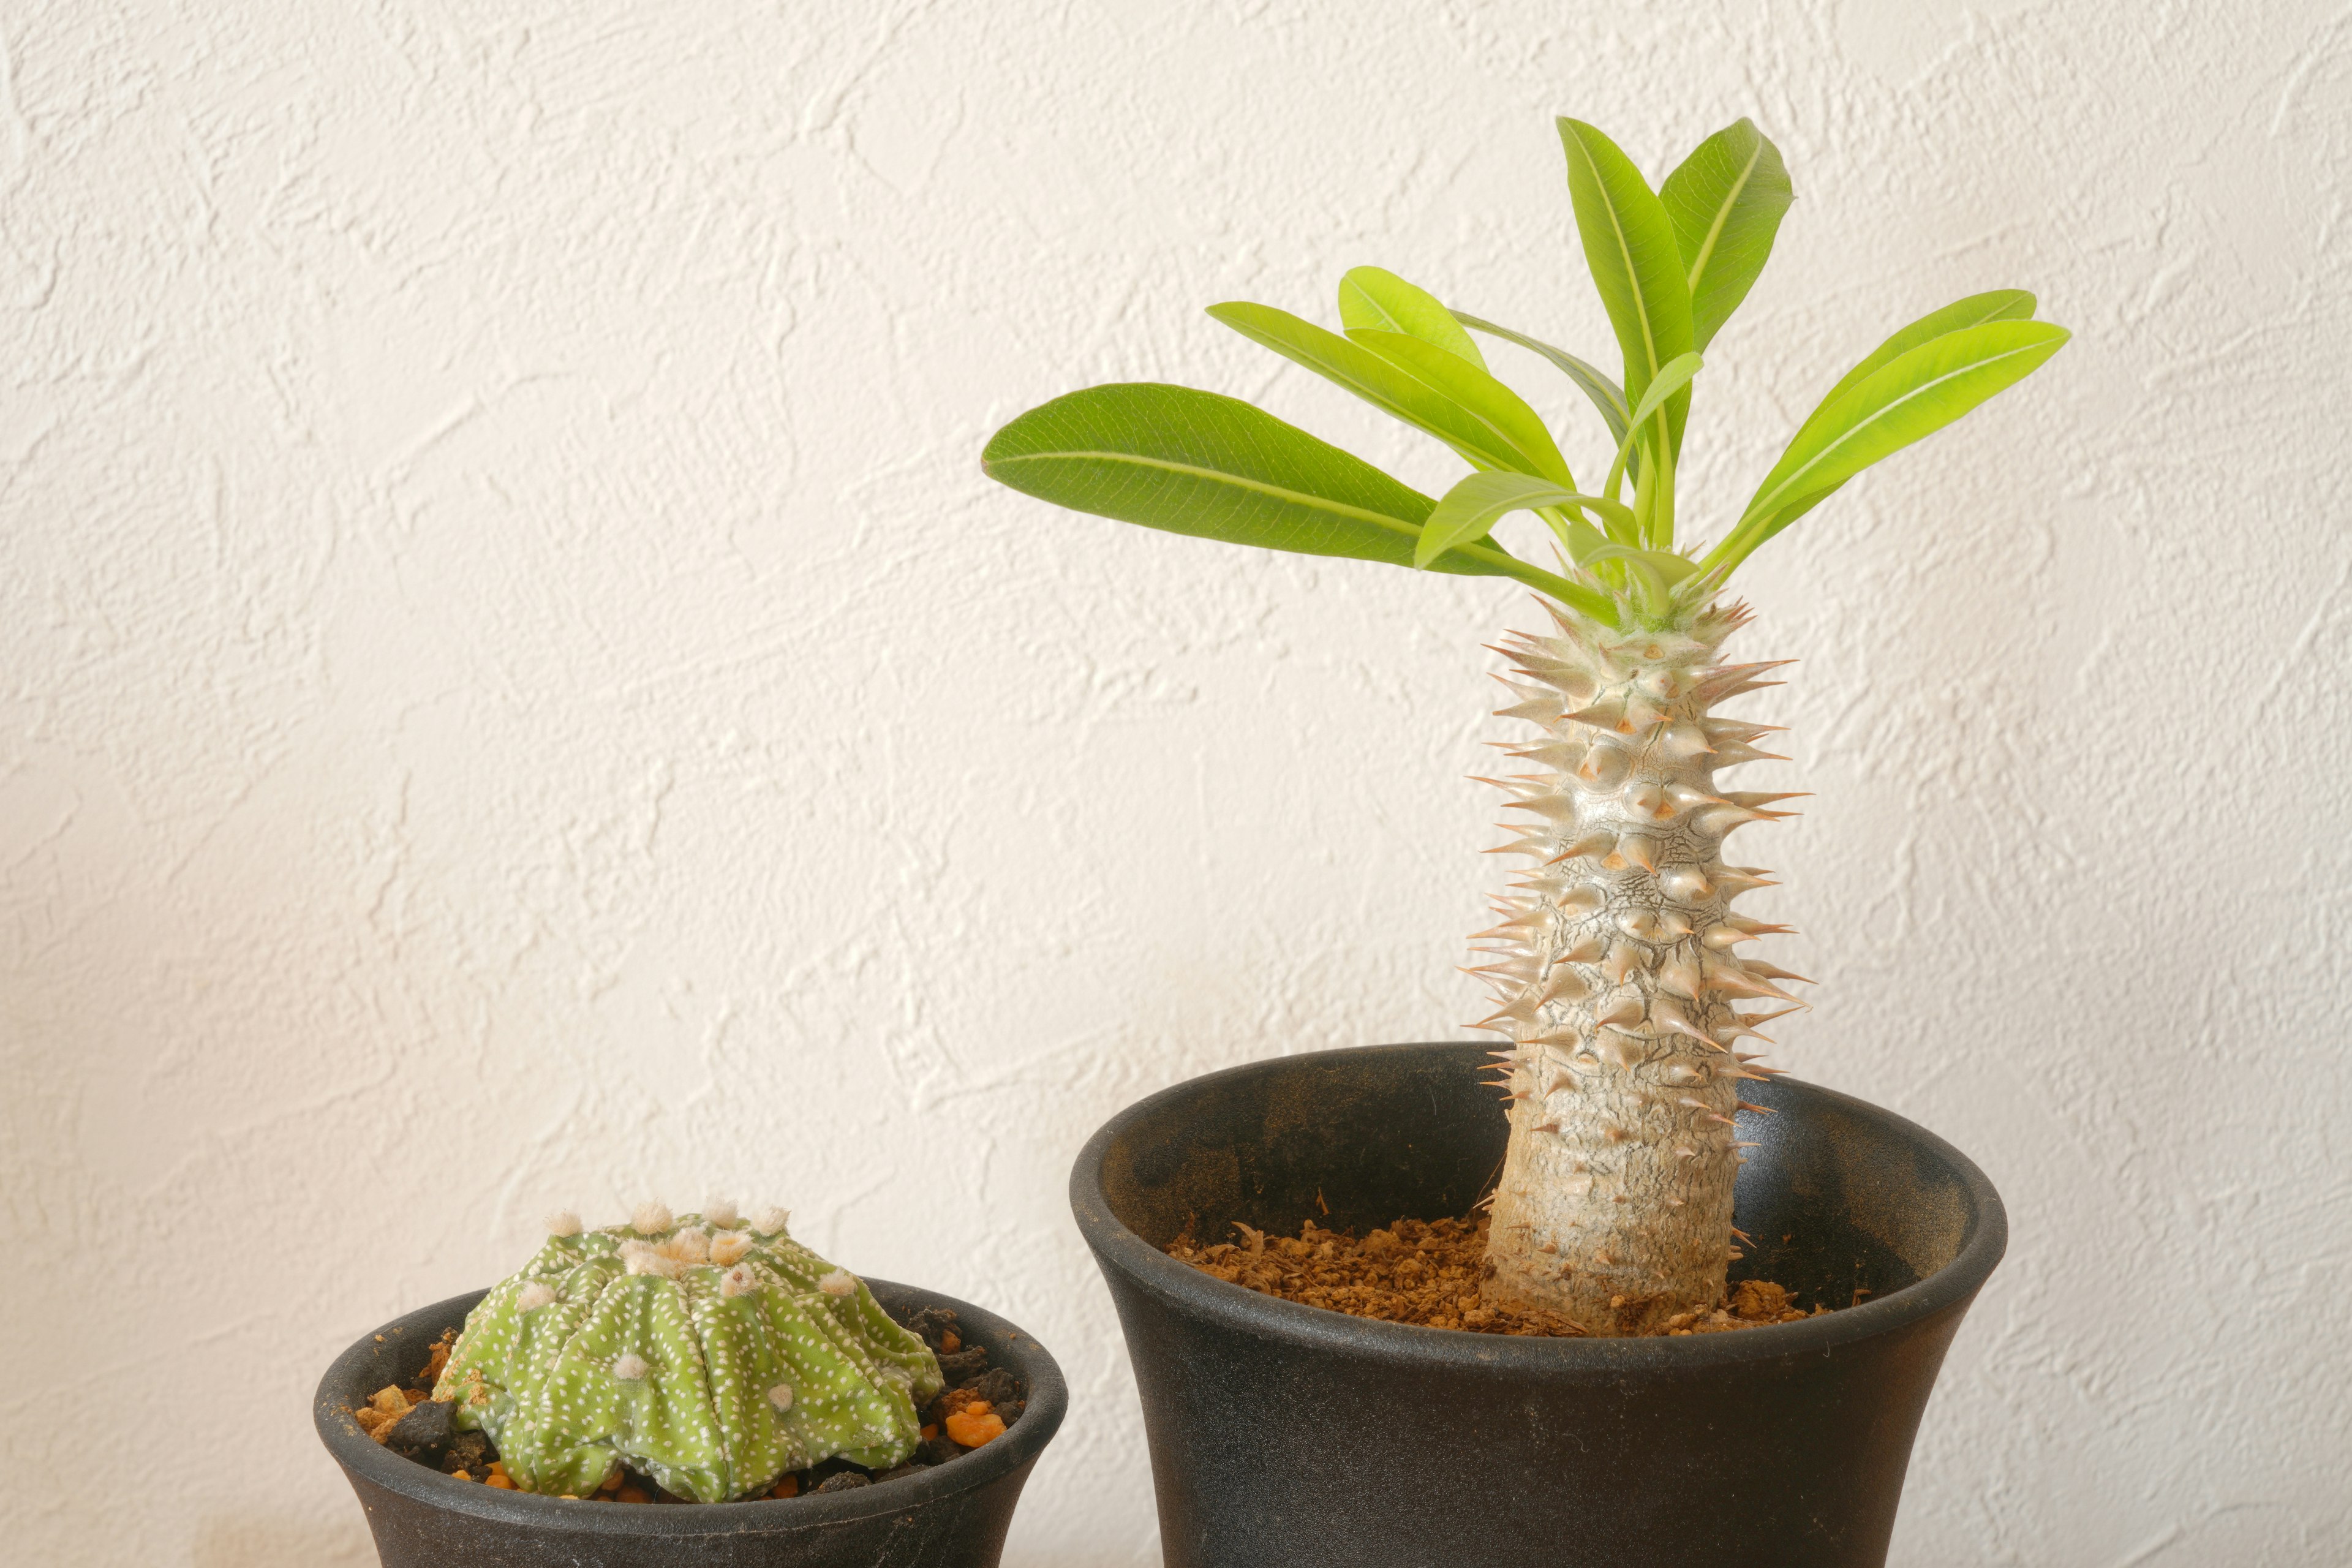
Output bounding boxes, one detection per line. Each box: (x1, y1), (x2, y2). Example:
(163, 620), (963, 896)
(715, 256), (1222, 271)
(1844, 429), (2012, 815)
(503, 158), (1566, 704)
(752, 1206), (790, 1235)
(613, 1354), (649, 1381)
(720, 1265), (759, 1298)
(517, 1281), (556, 1311)
(621, 1242), (681, 1279)
(817, 1268), (856, 1298)
(660, 1227), (710, 1264)
(767, 1383), (793, 1411)
(631, 1201), (673, 1235)
(703, 1197), (741, 1229)
(709, 1231), (753, 1267)
(543, 1210), (582, 1238)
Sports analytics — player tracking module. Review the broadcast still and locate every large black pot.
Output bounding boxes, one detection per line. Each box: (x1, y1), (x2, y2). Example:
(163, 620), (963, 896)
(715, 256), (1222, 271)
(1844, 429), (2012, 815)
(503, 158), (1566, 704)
(315, 1280), (1065, 1567)
(1071, 1041), (2005, 1568)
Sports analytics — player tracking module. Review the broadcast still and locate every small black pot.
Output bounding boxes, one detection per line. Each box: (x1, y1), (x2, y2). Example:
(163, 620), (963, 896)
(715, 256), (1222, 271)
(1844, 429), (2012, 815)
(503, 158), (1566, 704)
(315, 1279), (1065, 1568)
(1071, 1041), (2005, 1568)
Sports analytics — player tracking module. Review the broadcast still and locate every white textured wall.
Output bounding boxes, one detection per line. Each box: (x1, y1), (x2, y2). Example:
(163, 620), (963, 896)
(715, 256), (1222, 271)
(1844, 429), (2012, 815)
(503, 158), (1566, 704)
(3, 1), (2346, 1562)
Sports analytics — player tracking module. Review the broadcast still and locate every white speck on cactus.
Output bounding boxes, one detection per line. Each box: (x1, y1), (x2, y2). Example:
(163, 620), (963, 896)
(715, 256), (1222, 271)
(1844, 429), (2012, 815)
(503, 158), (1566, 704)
(710, 1231), (753, 1267)
(518, 1281), (556, 1311)
(767, 1384), (793, 1411)
(703, 1197), (740, 1229)
(818, 1269), (856, 1297)
(752, 1206), (790, 1235)
(544, 1210), (582, 1237)
(631, 1201), (673, 1235)
(614, 1354), (649, 1381)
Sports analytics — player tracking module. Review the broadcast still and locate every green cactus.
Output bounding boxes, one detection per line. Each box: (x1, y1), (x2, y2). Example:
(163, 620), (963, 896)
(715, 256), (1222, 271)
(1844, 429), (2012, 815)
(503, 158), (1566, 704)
(431, 1200), (943, 1501)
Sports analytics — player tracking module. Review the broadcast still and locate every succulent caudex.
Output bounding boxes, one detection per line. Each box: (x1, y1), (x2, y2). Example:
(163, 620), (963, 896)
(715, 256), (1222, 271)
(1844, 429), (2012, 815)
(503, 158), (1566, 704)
(432, 1202), (942, 1500)
(982, 118), (2066, 1332)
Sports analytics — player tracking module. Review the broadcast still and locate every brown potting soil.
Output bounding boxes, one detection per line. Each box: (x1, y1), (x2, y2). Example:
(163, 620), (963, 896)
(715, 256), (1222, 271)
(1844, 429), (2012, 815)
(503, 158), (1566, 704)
(1166, 1214), (1834, 1337)
(352, 1307), (1020, 1501)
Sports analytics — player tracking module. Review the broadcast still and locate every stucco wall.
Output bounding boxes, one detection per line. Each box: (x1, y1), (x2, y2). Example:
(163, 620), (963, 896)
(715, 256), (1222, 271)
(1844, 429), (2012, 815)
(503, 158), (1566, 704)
(3, 1), (2347, 1562)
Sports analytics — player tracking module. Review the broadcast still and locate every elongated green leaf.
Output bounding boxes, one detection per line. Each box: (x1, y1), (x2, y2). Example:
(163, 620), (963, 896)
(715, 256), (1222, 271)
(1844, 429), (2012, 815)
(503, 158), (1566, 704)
(1410, 471), (1637, 568)
(1697, 292), (2042, 570)
(1740, 488), (1833, 551)
(1207, 301), (1562, 482)
(1604, 349), (1702, 499)
(1725, 320), (2070, 563)
(981, 382), (1608, 615)
(1660, 118), (1793, 350)
(1345, 328), (1575, 486)
(1415, 472), (1571, 566)
(1791, 290), (2037, 448)
(1338, 266), (1485, 368)
(1558, 118), (1695, 456)
(1578, 540), (1700, 585)
(1452, 311), (1630, 451)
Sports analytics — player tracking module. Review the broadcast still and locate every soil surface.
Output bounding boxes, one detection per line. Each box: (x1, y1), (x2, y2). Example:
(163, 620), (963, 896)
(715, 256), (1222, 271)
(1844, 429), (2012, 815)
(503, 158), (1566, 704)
(1167, 1215), (1833, 1337)
(351, 1303), (1022, 1501)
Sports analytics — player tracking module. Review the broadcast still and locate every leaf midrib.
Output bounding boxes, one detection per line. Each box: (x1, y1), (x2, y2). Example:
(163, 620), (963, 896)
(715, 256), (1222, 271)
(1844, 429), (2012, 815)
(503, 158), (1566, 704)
(987, 449), (1423, 534)
(1570, 133), (1663, 386)
(1684, 136), (1765, 295)
(1748, 336), (2052, 521)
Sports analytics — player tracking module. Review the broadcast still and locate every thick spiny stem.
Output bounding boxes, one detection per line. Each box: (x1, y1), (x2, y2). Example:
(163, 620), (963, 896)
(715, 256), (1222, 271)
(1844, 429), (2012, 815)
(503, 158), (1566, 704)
(1472, 599), (1804, 1335)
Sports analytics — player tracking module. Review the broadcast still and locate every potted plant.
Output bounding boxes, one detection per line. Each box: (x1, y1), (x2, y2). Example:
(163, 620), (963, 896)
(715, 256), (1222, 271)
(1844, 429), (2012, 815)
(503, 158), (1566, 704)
(986, 117), (2062, 1566)
(315, 1201), (1066, 1567)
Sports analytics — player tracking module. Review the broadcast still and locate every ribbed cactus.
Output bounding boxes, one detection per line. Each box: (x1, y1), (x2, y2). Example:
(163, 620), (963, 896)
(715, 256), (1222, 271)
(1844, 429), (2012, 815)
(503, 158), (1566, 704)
(432, 1201), (943, 1501)
(982, 116), (2065, 1333)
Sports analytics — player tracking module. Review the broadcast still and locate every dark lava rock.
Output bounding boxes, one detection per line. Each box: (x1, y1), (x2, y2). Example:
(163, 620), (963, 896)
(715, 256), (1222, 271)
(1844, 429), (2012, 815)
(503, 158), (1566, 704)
(813, 1472), (872, 1494)
(383, 1398), (453, 1457)
(802, 1457), (868, 1489)
(874, 1463), (930, 1484)
(440, 1430), (493, 1476)
(935, 1346), (990, 1381)
(896, 1306), (962, 1352)
(968, 1368), (1023, 1420)
(917, 1434), (963, 1468)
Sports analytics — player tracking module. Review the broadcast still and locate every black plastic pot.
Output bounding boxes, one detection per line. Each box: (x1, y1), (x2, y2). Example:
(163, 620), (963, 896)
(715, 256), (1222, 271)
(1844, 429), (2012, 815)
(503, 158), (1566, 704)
(315, 1280), (1065, 1567)
(1072, 1041), (2005, 1568)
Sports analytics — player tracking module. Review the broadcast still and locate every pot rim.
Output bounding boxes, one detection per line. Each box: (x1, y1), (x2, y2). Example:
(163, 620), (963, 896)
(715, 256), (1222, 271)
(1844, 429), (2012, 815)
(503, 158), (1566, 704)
(314, 1277), (1066, 1535)
(1070, 1041), (2007, 1376)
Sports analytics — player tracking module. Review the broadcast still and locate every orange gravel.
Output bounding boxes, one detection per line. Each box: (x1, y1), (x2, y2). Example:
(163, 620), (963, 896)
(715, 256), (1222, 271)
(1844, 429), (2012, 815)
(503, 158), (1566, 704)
(1167, 1215), (1831, 1336)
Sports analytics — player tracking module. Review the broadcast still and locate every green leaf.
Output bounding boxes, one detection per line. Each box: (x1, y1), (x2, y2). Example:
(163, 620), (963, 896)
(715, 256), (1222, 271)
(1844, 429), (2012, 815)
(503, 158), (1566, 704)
(1207, 301), (1568, 484)
(1579, 541), (1700, 585)
(1660, 118), (1793, 351)
(1697, 292), (2041, 572)
(980, 382), (1608, 615)
(1790, 290), (2038, 448)
(1338, 266), (1486, 369)
(1602, 349), (1702, 499)
(1452, 311), (1630, 452)
(1410, 471), (1637, 568)
(1720, 319), (2071, 567)
(1345, 328), (1576, 487)
(1558, 119), (1695, 456)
